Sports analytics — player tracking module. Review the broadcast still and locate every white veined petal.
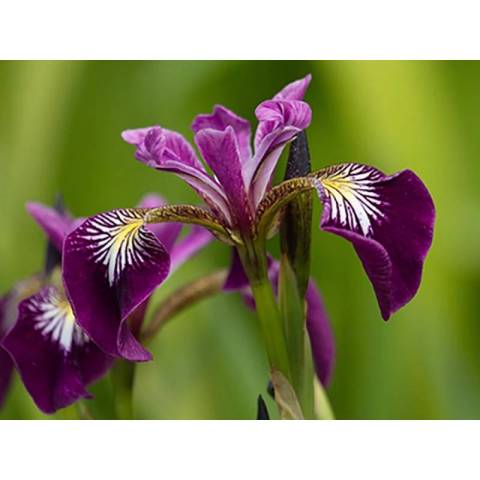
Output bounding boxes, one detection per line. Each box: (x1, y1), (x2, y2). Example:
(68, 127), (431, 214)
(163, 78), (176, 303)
(77, 209), (165, 286)
(318, 163), (385, 236)
(29, 287), (88, 353)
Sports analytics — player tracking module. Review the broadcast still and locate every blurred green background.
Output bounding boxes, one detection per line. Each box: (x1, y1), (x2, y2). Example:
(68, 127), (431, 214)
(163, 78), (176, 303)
(0, 61), (478, 419)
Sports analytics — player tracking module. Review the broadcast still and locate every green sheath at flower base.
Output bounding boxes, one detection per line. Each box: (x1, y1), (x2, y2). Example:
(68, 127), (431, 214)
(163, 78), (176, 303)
(278, 132), (315, 417)
(280, 131), (313, 298)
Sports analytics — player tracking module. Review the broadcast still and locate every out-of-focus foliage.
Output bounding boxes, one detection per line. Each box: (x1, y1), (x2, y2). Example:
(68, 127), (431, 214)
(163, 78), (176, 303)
(0, 61), (478, 419)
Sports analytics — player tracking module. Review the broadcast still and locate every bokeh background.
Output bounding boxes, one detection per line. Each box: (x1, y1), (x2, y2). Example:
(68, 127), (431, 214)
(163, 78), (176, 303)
(0, 60), (478, 419)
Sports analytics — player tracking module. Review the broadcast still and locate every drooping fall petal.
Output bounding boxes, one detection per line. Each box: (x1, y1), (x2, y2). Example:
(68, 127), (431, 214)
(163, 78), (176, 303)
(305, 280), (335, 386)
(63, 208), (171, 361)
(314, 163), (435, 319)
(2, 286), (113, 414)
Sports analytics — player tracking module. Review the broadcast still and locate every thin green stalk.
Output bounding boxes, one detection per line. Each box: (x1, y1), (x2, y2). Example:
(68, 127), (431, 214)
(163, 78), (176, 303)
(238, 241), (291, 382)
(112, 360), (136, 420)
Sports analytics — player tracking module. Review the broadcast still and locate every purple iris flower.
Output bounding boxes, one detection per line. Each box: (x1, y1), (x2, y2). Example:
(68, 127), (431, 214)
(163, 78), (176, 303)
(0, 202), (114, 413)
(2, 195), (210, 414)
(63, 74), (435, 370)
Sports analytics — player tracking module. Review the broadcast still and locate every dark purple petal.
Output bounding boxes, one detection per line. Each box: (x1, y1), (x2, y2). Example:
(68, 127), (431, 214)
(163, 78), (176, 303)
(315, 163), (435, 319)
(224, 249), (276, 291)
(223, 248), (249, 291)
(273, 74), (312, 101)
(195, 127), (253, 230)
(0, 349), (13, 408)
(63, 208), (171, 361)
(248, 100), (312, 206)
(192, 105), (252, 163)
(305, 280), (335, 386)
(122, 126), (232, 224)
(2, 286), (113, 414)
(26, 202), (75, 252)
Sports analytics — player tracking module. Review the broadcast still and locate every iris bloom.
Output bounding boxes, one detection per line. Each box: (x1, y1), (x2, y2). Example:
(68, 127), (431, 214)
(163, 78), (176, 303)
(63, 74), (435, 381)
(1, 195), (210, 414)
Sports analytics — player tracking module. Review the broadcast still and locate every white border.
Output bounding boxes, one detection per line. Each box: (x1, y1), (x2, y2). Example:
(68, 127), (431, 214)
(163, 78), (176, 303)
(0, 0), (479, 59)
(0, 421), (478, 479)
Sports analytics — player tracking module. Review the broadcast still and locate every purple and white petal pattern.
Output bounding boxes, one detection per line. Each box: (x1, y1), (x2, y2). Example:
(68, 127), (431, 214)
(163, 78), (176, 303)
(305, 280), (335, 386)
(2, 286), (113, 414)
(249, 99), (312, 206)
(27, 202), (75, 252)
(192, 105), (252, 164)
(63, 208), (171, 361)
(122, 127), (232, 224)
(195, 127), (254, 230)
(315, 163), (435, 320)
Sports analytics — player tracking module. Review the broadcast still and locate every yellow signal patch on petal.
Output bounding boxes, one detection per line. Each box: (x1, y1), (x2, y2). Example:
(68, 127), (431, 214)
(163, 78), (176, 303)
(316, 163), (385, 236)
(80, 209), (165, 286)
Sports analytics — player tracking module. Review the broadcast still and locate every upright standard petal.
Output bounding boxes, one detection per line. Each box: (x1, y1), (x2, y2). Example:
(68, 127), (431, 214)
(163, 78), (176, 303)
(314, 163), (435, 319)
(192, 105), (252, 163)
(195, 126), (254, 230)
(122, 126), (232, 223)
(63, 208), (171, 361)
(273, 74), (312, 101)
(248, 100), (312, 206)
(2, 286), (113, 414)
(27, 202), (75, 252)
(305, 280), (335, 386)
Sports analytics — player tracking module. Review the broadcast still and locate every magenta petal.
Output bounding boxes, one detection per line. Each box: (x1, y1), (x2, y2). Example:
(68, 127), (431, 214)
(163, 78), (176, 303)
(254, 100), (312, 151)
(192, 105), (252, 163)
(2, 287), (113, 414)
(63, 209), (171, 361)
(248, 100), (312, 206)
(273, 74), (312, 101)
(170, 226), (213, 272)
(123, 126), (232, 223)
(195, 127), (253, 230)
(306, 280), (335, 386)
(26, 202), (75, 252)
(317, 164), (435, 319)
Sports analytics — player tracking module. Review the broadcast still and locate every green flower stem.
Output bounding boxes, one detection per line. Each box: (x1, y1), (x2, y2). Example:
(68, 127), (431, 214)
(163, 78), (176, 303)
(238, 241), (291, 382)
(112, 360), (136, 420)
(142, 270), (227, 342)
